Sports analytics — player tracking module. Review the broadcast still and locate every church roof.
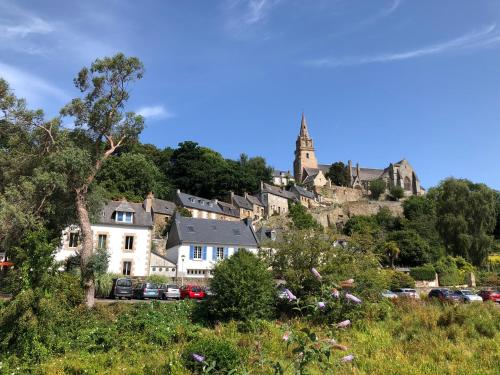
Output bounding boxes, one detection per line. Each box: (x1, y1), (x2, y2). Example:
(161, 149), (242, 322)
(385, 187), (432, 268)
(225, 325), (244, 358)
(299, 112), (311, 139)
(351, 167), (387, 181)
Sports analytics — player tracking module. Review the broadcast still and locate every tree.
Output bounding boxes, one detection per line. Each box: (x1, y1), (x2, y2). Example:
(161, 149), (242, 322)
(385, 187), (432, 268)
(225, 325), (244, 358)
(369, 179), (386, 200)
(208, 250), (275, 321)
(432, 178), (496, 266)
(383, 241), (400, 269)
(288, 202), (321, 230)
(387, 229), (431, 266)
(60, 54), (145, 307)
(390, 186), (405, 200)
(327, 162), (350, 186)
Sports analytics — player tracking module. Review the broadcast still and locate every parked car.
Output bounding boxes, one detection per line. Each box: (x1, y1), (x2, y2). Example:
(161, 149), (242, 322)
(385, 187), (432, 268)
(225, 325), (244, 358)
(381, 289), (398, 299)
(428, 288), (461, 303)
(204, 287), (214, 297)
(109, 278), (133, 299)
(452, 289), (483, 303)
(133, 282), (160, 300)
(393, 288), (420, 299)
(478, 289), (500, 303)
(180, 285), (205, 300)
(161, 284), (181, 300)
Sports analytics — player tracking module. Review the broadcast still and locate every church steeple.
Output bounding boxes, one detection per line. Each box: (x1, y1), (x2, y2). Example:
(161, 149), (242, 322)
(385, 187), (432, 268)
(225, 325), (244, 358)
(293, 112), (318, 183)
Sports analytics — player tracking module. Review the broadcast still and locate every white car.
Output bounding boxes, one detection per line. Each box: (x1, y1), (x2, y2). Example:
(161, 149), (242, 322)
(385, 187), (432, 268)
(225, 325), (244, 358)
(452, 290), (483, 303)
(393, 288), (420, 299)
(381, 289), (398, 299)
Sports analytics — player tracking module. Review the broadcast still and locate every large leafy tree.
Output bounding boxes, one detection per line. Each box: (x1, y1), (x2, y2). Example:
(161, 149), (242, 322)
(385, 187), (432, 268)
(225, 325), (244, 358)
(60, 54), (145, 307)
(369, 179), (386, 200)
(327, 161), (350, 186)
(431, 178), (496, 266)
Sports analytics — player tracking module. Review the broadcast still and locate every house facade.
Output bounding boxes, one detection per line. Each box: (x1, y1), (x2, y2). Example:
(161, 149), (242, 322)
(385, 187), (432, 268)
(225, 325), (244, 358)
(175, 190), (239, 221)
(272, 170), (294, 187)
(259, 182), (296, 217)
(290, 185), (317, 208)
(165, 214), (259, 279)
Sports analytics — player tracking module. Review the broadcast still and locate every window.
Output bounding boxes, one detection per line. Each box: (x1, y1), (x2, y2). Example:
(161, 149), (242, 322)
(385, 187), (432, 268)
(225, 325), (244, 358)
(306, 153), (309, 159)
(152, 267), (156, 272)
(116, 211), (133, 223)
(125, 236), (134, 251)
(97, 234), (107, 249)
(159, 267), (163, 272)
(69, 233), (79, 248)
(216, 247), (224, 260)
(122, 261), (132, 276)
(193, 246), (202, 260)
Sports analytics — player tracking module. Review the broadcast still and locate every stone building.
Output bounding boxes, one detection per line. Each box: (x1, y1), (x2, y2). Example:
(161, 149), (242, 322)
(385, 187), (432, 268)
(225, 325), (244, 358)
(229, 192), (265, 221)
(293, 114), (425, 196)
(175, 190), (239, 221)
(290, 185), (317, 208)
(259, 182), (296, 217)
(272, 170), (294, 187)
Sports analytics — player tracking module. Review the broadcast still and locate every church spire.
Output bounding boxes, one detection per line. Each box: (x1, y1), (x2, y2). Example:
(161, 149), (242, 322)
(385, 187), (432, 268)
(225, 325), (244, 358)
(300, 112), (310, 138)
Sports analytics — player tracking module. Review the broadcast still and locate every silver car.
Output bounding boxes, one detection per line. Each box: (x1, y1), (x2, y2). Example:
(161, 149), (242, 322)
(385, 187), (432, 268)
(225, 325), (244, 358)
(452, 290), (483, 303)
(393, 288), (420, 299)
(163, 284), (180, 300)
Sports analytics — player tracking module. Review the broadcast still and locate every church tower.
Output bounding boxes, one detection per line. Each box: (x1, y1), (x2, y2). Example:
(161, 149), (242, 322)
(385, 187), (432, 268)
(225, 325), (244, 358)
(293, 113), (318, 182)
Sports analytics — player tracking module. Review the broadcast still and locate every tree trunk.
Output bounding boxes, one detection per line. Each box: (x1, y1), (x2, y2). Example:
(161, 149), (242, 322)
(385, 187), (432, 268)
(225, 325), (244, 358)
(75, 189), (95, 308)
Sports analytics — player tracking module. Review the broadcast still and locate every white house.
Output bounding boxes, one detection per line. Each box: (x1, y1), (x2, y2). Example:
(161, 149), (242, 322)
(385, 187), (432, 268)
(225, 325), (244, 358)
(165, 214), (260, 279)
(56, 200), (154, 277)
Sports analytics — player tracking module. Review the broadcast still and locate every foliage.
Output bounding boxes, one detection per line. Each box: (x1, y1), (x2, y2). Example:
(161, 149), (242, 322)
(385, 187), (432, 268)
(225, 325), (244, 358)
(343, 215), (380, 237)
(182, 336), (243, 374)
(431, 178), (497, 266)
(326, 161), (350, 187)
(177, 206), (192, 217)
(389, 185), (405, 200)
(382, 241), (400, 268)
(387, 271), (415, 289)
(409, 264), (436, 281)
(95, 273), (122, 298)
(387, 229), (431, 266)
(369, 179), (386, 200)
(147, 274), (170, 285)
(433, 256), (474, 286)
(288, 202), (321, 230)
(207, 250), (275, 321)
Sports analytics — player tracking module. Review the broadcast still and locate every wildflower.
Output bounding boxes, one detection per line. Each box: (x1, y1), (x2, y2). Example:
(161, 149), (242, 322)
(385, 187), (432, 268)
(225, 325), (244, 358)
(311, 267), (322, 280)
(345, 293), (362, 304)
(282, 332), (290, 341)
(336, 320), (351, 328)
(331, 288), (340, 298)
(192, 353), (205, 363)
(318, 301), (326, 310)
(284, 288), (297, 301)
(341, 354), (354, 362)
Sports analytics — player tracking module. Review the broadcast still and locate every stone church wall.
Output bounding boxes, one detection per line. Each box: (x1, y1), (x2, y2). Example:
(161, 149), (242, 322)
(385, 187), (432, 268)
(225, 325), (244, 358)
(315, 185), (364, 205)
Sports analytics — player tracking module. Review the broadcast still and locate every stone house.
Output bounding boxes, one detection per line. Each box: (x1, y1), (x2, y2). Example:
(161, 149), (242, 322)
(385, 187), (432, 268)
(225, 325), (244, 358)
(245, 193), (265, 221)
(165, 214), (259, 279)
(259, 182), (296, 217)
(175, 190), (239, 221)
(290, 185), (317, 208)
(272, 170), (294, 187)
(229, 192), (265, 221)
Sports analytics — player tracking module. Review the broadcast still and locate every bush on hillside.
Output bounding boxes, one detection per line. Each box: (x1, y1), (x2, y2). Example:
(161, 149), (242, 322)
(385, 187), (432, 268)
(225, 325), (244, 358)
(434, 256), (474, 286)
(369, 179), (387, 200)
(207, 250), (275, 321)
(410, 264), (436, 281)
(388, 271), (415, 290)
(390, 186), (405, 200)
(288, 202), (321, 230)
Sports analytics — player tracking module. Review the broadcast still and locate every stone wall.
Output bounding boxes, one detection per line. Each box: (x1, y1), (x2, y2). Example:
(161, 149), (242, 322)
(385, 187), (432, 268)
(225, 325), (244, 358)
(315, 185), (364, 205)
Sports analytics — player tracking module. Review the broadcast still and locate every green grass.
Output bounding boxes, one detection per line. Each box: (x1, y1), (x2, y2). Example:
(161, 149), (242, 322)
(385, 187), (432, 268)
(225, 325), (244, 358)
(2, 300), (499, 374)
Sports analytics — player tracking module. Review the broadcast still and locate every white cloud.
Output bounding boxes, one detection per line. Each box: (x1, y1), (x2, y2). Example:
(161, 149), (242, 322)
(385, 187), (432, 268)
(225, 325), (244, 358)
(136, 105), (175, 120)
(2, 16), (54, 38)
(225, 0), (281, 33)
(0, 61), (69, 105)
(306, 24), (500, 67)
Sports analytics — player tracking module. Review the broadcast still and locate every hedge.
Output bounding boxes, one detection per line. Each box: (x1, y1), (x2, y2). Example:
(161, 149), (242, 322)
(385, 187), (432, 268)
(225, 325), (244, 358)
(410, 264), (436, 281)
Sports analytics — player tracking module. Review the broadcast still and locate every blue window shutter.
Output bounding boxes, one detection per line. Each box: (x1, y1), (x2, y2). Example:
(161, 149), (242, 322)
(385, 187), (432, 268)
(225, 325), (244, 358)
(224, 247), (229, 259)
(189, 245), (194, 260)
(212, 247), (217, 261)
(202, 246), (207, 260)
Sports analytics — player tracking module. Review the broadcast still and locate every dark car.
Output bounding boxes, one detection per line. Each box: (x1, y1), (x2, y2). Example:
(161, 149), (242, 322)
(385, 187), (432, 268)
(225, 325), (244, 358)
(133, 282), (160, 300)
(180, 285), (205, 300)
(478, 289), (500, 303)
(110, 278), (133, 299)
(428, 288), (460, 303)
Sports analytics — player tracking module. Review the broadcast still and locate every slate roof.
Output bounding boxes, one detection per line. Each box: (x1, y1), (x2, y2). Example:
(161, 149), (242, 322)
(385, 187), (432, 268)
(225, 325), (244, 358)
(255, 226), (285, 243)
(217, 201), (240, 217)
(115, 201), (135, 213)
(97, 201), (153, 227)
(152, 198), (176, 216)
(261, 182), (296, 200)
(166, 215), (259, 248)
(232, 194), (253, 210)
(246, 195), (264, 207)
(291, 185), (315, 199)
(175, 191), (223, 214)
(351, 167), (387, 181)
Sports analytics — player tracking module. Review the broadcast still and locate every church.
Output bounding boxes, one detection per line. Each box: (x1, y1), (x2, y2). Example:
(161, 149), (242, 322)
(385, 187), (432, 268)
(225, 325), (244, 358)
(293, 114), (425, 196)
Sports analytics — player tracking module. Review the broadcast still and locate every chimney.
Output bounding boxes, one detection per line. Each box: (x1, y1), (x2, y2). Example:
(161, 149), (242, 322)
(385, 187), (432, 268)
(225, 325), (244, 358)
(144, 192), (154, 213)
(260, 181), (264, 191)
(244, 192), (248, 199)
(230, 191), (235, 204)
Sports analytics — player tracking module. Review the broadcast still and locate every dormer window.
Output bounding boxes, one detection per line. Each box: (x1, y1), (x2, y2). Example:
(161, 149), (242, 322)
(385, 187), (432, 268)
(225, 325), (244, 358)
(116, 211), (133, 223)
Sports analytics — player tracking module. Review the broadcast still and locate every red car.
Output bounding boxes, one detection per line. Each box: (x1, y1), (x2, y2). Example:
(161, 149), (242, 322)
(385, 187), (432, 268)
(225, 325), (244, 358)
(479, 289), (500, 303)
(180, 285), (206, 300)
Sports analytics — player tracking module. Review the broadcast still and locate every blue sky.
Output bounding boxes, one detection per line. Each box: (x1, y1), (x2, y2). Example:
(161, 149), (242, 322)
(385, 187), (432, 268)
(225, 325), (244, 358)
(1, 0), (500, 190)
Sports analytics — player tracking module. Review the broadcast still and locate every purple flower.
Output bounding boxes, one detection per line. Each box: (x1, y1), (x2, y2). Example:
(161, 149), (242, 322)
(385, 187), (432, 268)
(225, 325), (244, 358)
(192, 353), (205, 363)
(284, 288), (297, 301)
(336, 320), (351, 328)
(311, 267), (322, 280)
(341, 354), (354, 363)
(282, 332), (290, 341)
(345, 293), (362, 304)
(318, 301), (326, 310)
(331, 288), (340, 298)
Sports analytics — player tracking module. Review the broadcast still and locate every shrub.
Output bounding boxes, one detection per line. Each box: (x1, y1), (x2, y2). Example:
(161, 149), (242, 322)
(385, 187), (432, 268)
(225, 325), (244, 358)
(147, 274), (169, 285)
(410, 264), (436, 281)
(390, 186), (405, 200)
(207, 250), (275, 321)
(288, 202), (321, 230)
(95, 273), (122, 298)
(182, 336), (242, 374)
(369, 179), (386, 200)
(388, 271), (415, 290)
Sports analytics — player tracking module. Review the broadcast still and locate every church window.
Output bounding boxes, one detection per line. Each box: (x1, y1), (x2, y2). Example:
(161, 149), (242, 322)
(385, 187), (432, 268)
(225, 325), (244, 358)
(306, 153), (309, 159)
(404, 176), (411, 191)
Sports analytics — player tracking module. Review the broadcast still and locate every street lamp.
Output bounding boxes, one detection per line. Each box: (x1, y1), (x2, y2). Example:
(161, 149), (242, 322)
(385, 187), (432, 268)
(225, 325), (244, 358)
(181, 254), (185, 286)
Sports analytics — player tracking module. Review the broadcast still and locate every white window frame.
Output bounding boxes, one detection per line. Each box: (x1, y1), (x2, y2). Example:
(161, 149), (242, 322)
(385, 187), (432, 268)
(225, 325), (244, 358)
(68, 232), (79, 248)
(124, 236), (134, 251)
(97, 234), (107, 249)
(216, 247), (224, 260)
(116, 211), (133, 223)
(122, 261), (132, 276)
(193, 246), (202, 260)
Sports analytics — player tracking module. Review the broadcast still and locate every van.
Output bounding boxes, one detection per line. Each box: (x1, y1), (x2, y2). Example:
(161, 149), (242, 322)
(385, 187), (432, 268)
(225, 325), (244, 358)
(110, 278), (133, 299)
